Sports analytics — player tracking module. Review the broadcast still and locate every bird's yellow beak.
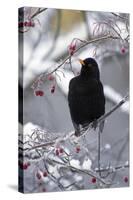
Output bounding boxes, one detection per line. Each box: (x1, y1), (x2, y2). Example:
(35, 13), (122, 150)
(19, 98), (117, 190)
(78, 59), (85, 66)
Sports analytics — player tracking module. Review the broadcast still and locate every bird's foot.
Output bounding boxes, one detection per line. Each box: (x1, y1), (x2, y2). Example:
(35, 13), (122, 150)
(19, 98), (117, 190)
(92, 119), (98, 130)
(75, 130), (81, 137)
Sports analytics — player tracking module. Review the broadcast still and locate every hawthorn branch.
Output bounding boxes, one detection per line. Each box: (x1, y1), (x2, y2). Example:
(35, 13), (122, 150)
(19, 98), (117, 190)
(47, 157), (111, 186)
(49, 35), (119, 74)
(31, 34), (120, 89)
(95, 163), (129, 174)
(22, 93), (129, 153)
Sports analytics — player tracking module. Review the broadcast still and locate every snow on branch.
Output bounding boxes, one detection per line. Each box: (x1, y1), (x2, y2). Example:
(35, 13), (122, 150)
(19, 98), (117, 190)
(19, 93), (129, 191)
(31, 34), (120, 91)
(21, 93), (129, 152)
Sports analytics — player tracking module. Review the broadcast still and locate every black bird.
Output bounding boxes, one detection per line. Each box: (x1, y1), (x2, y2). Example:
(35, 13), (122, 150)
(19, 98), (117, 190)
(68, 58), (105, 136)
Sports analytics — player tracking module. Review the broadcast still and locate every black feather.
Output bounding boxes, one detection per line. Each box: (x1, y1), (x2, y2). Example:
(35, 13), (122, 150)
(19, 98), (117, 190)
(68, 58), (105, 136)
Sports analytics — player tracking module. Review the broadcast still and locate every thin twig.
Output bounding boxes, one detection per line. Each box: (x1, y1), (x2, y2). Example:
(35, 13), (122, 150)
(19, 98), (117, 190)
(82, 93), (129, 136)
(31, 34), (120, 89)
(31, 8), (48, 19)
(47, 158), (111, 186)
(98, 128), (101, 177)
(22, 93), (129, 152)
(95, 163), (129, 173)
(111, 12), (129, 21)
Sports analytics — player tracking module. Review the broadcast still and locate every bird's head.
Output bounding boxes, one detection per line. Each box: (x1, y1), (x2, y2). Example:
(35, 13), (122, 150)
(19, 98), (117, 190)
(79, 57), (100, 79)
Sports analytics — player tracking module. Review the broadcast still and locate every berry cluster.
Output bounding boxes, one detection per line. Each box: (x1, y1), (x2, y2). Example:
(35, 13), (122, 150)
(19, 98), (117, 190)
(35, 90), (44, 96)
(68, 39), (77, 56)
(76, 146), (81, 153)
(19, 21), (35, 28)
(19, 161), (31, 170)
(55, 147), (64, 156)
(36, 171), (48, 180)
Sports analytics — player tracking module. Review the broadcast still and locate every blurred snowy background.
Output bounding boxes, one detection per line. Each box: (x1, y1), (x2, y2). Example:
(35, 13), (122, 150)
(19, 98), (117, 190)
(18, 7), (129, 193)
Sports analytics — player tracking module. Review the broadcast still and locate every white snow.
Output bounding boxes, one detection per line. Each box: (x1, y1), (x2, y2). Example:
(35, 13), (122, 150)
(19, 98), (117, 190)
(82, 158), (92, 170)
(104, 143), (111, 150)
(70, 159), (81, 169)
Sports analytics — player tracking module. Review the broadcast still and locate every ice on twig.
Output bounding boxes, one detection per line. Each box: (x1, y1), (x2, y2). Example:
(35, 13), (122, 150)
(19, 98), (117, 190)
(70, 159), (81, 169)
(82, 158), (92, 170)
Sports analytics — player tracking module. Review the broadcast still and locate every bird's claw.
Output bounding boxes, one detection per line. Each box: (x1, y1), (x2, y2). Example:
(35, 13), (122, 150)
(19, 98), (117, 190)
(92, 120), (98, 130)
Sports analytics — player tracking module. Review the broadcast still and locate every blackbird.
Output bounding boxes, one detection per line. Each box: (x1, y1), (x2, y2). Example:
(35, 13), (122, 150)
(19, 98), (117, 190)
(68, 58), (105, 136)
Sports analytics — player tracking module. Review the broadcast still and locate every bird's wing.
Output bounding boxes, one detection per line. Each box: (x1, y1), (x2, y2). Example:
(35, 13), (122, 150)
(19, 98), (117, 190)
(68, 77), (105, 124)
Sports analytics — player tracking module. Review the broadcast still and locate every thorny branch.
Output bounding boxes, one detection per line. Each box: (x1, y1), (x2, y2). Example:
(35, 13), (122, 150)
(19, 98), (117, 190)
(31, 34), (120, 90)
(47, 157), (111, 186)
(19, 93), (129, 189)
(19, 11), (129, 191)
(22, 93), (129, 152)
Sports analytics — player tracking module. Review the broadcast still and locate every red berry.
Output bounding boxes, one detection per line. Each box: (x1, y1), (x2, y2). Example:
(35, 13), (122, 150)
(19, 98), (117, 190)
(36, 172), (41, 180)
(39, 90), (44, 96)
(51, 86), (55, 93)
(48, 75), (54, 81)
(69, 44), (76, 51)
(124, 176), (128, 183)
(35, 90), (39, 96)
(121, 47), (126, 54)
(76, 146), (80, 153)
(35, 90), (44, 96)
(28, 21), (32, 27)
(19, 22), (24, 27)
(24, 21), (28, 26)
(69, 43), (76, 55)
(91, 177), (96, 183)
(72, 45), (76, 51)
(23, 163), (28, 170)
(42, 188), (46, 192)
(59, 148), (64, 154)
(43, 171), (48, 177)
(27, 162), (31, 167)
(55, 149), (59, 156)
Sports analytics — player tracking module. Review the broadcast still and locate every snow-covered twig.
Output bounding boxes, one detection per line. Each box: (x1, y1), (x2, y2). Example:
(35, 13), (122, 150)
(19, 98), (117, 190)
(47, 157), (111, 186)
(95, 163), (129, 173)
(111, 12), (129, 21)
(22, 93), (129, 153)
(31, 34), (120, 90)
